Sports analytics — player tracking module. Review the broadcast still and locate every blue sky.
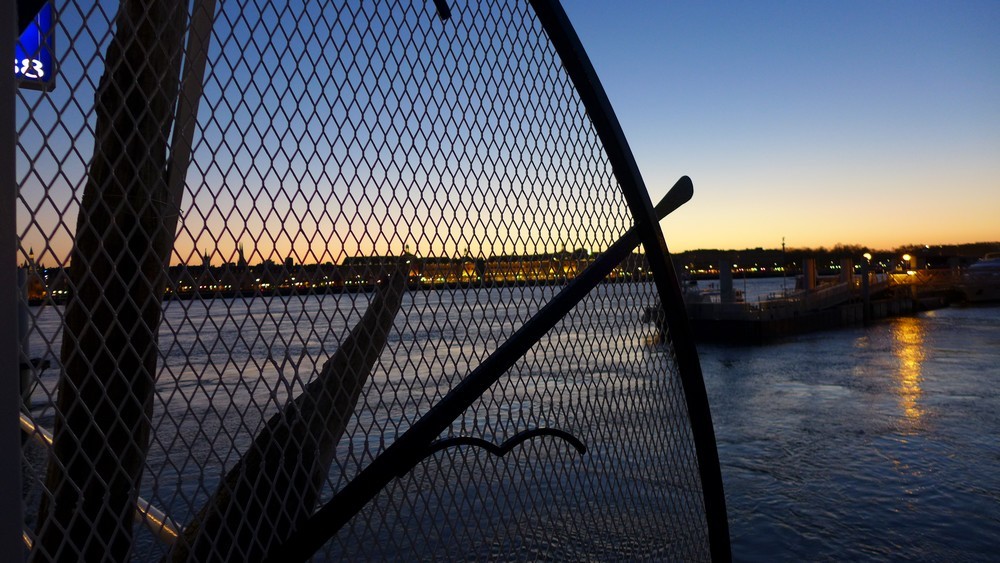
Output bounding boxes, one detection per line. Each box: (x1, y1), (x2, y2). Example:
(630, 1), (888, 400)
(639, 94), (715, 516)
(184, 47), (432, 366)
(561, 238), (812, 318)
(563, 0), (1000, 251)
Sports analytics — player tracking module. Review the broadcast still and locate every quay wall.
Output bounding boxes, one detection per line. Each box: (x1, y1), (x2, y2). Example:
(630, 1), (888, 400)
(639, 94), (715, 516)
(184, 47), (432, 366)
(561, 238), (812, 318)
(687, 294), (918, 345)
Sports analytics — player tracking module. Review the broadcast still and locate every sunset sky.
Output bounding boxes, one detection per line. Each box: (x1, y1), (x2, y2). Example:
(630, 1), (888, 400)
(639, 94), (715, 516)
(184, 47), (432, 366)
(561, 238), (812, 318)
(16, 1), (999, 268)
(564, 0), (999, 252)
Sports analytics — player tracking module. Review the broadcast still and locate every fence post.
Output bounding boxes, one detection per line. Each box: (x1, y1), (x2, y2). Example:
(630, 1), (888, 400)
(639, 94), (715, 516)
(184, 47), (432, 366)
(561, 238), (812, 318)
(1, 1), (25, 557)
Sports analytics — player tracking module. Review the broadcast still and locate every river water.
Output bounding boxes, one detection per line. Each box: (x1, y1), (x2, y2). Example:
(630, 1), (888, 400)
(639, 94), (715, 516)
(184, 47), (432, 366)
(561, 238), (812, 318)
(22, 280), (1000, 560)
(699, 279), (1000, 561)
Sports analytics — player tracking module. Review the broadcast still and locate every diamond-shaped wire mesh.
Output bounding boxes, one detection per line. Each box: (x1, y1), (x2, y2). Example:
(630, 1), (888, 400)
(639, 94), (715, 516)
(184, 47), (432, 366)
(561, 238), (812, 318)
(15, 0), (713, 560)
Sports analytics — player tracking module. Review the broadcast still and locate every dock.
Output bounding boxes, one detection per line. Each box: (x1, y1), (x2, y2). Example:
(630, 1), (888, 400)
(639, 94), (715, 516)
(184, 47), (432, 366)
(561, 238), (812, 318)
(647, 260), (964, 344)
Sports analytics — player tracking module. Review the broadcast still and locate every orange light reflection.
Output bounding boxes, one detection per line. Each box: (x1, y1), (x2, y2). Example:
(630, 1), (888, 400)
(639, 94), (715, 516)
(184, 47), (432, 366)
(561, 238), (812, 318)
(891, 317), (926, 425)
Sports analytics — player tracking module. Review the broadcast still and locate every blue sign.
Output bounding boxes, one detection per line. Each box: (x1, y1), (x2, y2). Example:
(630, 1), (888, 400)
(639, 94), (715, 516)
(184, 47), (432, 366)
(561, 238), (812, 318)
(15, 1), (56, 90)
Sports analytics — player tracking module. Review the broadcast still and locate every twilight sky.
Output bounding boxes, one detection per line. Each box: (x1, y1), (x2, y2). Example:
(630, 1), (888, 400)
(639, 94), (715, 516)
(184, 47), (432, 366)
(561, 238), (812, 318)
(16, 1), (999, 267)
(563, 0), (1000, 252)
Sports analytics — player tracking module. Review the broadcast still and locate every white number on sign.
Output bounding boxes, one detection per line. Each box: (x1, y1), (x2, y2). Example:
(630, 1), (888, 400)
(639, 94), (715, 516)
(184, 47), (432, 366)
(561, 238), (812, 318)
(15, 58), (45, 79)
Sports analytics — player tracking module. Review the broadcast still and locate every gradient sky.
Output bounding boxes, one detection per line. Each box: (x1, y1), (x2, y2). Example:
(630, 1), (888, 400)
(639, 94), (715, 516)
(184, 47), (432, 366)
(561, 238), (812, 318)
(16, 1), (1000, 267)
(563, 0), (1000, 252)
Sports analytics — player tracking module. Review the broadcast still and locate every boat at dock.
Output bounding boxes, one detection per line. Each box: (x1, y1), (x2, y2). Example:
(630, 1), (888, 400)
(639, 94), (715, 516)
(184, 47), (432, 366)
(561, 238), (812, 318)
(960, 254), (1000, 303)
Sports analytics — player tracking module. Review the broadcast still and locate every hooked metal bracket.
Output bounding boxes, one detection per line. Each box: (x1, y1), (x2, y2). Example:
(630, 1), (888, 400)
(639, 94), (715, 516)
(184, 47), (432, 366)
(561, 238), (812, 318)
(398, 427), (588, 478)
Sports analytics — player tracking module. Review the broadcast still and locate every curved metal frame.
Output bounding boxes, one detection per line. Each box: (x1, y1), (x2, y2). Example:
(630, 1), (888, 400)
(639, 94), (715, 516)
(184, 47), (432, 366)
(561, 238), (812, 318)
(529, 1), (731, 559)
(267, 2), (730, 560)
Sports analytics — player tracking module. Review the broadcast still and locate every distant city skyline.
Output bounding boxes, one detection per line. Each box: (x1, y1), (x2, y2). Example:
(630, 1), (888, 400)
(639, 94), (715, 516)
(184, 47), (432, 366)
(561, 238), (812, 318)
(21, 238), (997, 273)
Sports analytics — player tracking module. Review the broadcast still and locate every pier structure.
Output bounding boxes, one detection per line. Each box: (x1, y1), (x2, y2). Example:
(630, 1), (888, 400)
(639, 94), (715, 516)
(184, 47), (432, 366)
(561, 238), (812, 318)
(656, 262), (957, 344)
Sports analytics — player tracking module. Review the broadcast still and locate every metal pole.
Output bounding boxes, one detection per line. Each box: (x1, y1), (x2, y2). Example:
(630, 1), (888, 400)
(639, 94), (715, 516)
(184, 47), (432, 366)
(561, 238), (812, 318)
(2, 1), (26, 557)
(18, 268), (31, 409)
(861, 258), (871, 325)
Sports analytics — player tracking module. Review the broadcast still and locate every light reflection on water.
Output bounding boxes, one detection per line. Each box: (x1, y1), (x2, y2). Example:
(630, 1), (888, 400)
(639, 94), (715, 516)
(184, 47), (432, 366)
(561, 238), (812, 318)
(892, 317), (925, 425)
(701, 294), (1000, 562)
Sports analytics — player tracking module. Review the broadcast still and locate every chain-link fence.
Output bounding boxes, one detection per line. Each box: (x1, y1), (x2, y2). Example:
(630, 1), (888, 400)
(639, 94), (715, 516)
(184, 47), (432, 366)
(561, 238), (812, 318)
(11, 0), (728, 560)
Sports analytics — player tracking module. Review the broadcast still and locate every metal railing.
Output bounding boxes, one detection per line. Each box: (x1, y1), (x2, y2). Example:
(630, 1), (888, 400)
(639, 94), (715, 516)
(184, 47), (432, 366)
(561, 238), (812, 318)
(18, 413), (182, 547)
